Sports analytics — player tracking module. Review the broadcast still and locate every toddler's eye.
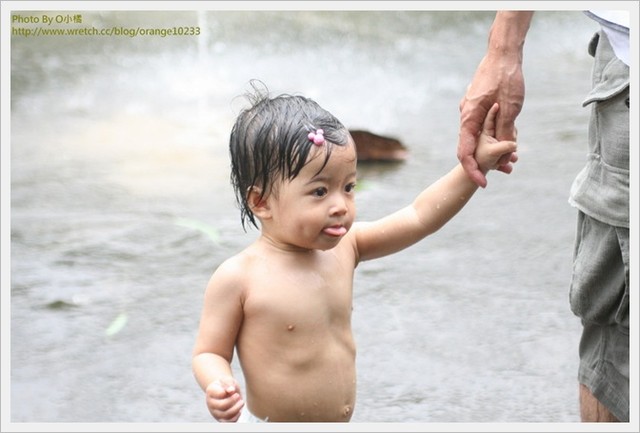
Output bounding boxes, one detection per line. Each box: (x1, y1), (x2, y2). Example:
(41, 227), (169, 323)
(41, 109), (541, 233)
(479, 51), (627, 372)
(345, 183), (356, 193)
(313, 187), (328, 197)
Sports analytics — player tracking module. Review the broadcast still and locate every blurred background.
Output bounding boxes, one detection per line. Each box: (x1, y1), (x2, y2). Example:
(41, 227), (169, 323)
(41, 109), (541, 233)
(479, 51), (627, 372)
(8, 8), (608, 425)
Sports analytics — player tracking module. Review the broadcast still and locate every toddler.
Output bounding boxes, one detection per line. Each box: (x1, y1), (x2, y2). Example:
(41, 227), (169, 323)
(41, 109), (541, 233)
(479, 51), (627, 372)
(192, 87), (517, 422)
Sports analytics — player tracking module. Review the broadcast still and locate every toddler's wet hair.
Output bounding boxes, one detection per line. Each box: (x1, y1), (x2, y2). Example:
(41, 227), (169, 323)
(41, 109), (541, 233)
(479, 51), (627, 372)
(229, 81), (350, 230)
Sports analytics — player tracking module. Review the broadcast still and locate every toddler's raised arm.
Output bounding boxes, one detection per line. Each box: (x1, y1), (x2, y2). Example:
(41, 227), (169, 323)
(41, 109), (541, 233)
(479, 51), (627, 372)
(352, 103), (517, 262)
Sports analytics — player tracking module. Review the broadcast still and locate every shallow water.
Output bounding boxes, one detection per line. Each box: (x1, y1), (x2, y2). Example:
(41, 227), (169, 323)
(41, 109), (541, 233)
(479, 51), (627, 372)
(8, 9), (605, 424)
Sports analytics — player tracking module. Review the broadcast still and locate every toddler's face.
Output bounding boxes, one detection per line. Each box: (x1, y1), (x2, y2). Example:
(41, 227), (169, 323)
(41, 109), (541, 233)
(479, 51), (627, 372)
(266, 138), (358, 251)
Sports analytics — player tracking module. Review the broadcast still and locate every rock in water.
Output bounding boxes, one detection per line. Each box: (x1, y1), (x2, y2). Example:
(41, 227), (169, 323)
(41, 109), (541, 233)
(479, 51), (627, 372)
(349, 130), (408, 162)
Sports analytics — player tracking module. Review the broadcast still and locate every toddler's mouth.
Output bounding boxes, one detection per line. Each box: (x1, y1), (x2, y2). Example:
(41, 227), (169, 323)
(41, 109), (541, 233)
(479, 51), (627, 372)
(323, 225), (347, 237)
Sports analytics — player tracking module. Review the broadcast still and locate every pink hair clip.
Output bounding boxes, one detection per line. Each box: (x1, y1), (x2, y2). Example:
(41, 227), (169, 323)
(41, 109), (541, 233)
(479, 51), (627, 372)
(308, 129), (325, 146)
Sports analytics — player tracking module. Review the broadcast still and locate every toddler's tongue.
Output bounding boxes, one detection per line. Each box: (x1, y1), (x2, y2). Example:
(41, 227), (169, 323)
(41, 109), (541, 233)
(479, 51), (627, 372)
(323, 226), (347, 237)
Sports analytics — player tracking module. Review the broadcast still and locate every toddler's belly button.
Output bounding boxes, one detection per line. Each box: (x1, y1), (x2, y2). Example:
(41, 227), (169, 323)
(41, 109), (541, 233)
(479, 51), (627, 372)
(342, 405), (351, 418)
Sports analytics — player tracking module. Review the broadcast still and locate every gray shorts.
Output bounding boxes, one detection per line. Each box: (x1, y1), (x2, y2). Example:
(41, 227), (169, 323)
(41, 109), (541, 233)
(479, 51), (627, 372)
(570, 211), (629, 421)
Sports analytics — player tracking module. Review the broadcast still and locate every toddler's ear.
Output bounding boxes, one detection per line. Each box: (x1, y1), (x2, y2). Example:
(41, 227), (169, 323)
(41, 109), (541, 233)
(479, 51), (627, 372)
(247, 186), (271, 220)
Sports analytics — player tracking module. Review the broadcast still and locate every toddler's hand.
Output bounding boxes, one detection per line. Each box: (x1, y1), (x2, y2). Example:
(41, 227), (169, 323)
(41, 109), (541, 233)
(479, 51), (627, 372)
(205, 376), (244, 422)
(476, 103), (518, 174)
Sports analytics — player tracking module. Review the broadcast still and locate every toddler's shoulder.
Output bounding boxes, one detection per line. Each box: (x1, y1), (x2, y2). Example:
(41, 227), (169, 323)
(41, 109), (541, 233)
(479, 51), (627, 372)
(205, 252), (249, 293)
(206, 247), (263, 291)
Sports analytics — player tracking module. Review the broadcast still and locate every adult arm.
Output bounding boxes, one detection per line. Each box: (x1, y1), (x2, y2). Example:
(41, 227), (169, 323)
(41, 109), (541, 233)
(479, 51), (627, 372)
(458, 11), (533, 187)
